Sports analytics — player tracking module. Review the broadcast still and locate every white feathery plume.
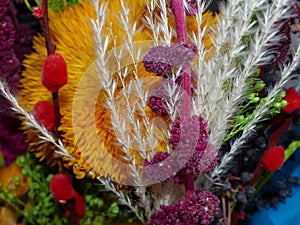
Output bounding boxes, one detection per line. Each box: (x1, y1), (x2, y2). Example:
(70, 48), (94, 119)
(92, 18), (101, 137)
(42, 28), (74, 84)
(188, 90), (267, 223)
(96, 176), (147, 224)
(193, 0), (294, 151)
(0, 80), (74, 160)
(212, 46), (300, 178)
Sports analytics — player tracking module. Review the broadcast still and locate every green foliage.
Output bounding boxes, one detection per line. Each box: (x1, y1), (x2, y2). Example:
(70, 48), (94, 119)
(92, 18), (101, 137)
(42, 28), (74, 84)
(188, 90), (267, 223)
(225, 69), (287, 141)
(0, 152), (138, 224)
(47, 0), (81, 11)
(26, 0), (81, 12)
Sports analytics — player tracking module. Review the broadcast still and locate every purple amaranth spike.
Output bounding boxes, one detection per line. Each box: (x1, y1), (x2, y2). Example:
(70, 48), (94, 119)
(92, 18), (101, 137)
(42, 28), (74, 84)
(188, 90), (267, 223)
(184, 0), (198, 16)
(178, 190), (220, 225)
(149, 190), (220, 225)
(0, 0), (9, 6)
(143, 46), (172, 77)
(143, 44), (197, 78)
(168, 116), (209, 184)
(169, 43), (197, 66)
(144, 151), (179, 183)
(148, 95), (169, 116)
(14, 24), (33, 61)
(147, 84), (170, 116)
(0, 15), (15, 54)
(0, 114), (27, 165)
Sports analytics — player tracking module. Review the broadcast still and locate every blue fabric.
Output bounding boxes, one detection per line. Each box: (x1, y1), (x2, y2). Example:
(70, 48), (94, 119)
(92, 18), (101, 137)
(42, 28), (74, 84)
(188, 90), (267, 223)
(248, 137), (300, 225)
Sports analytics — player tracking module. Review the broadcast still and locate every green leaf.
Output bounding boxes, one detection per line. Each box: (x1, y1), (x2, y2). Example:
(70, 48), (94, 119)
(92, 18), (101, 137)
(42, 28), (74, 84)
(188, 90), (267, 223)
(284, 140), (300, 162)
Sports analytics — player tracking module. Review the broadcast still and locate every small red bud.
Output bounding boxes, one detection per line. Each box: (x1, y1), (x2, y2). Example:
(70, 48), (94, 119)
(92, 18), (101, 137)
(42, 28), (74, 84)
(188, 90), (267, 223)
(33, 101), (55, 131)
(33, 6), (43, 19)
(42, 53), (68, 93)
(74, 192), (85, 218)
(261, 146), (285, 172)
(283, 88), (300, 113)
(50, 174), (76, 202)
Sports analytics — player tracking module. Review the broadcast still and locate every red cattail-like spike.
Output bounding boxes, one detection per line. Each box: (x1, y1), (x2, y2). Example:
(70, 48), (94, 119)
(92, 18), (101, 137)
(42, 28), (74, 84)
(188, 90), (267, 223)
(283, 88), (300, 113)
(42, 53), (68, 93)
(50, 174), (76, 203)
(74, 192), (85, 218)
(33, 6), (43, 19)
(260, 146), (285, 172)
(33, 101), (55, 131)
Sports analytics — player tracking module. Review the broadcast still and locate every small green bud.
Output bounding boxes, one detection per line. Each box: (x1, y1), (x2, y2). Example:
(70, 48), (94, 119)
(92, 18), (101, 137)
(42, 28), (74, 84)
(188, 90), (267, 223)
(273, 102), (282, 109)
(21, 168), (29, 177)
(23, 210), (30, 217)
(46, 174), (54, 183)
(40, 192), (47, 198)
(236, 115), (245, 124)
(260, 97), (267, 104)
(8, 193), (16, 201)
(14, 176), (21, 183)
(85, 195), (92, 202)
(247, 92), (260, 103)
(16, 155), (26, 165)
(3, 189), (10, 196)
(253, 68), (261, 77)
(279, 91), (286, 99)
(252, 97), (260, 103)
(96, 199), (104, 208)
(254, 80), (265, 92)
(35, 165), (42, 171)
(107, 202), (119, 218)
(281, 100), (288, 108)
(0, 192), (5, 199)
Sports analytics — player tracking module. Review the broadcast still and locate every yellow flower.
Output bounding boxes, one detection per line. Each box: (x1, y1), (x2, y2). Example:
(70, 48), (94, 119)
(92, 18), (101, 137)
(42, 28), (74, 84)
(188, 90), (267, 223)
(19, 0), (217, 180)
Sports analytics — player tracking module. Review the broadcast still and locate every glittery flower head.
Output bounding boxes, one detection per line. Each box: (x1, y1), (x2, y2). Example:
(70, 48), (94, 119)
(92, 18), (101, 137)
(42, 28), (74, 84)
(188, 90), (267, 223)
(149, 204), (184, 225)
(179, 190), (220, 225)
(144, 152), (178, 183)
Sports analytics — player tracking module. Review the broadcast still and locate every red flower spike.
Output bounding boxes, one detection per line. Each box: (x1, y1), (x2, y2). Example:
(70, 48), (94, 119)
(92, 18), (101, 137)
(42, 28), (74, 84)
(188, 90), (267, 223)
(33, 101), (55, 131)
(42, 53), (68, 93)
(237, 212), (245, 220)
(261, 146), (285, 172)
(33, 6), (43, 19)
(74, 192), (85, 218)
(283, 88), (300, 113)
(50, 174), (76, 203)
